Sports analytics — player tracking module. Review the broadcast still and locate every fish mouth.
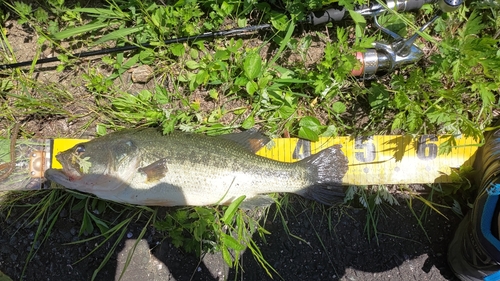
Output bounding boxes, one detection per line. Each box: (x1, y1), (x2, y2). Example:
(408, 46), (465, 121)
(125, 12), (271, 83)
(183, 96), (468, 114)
(55, 153), (83, 181)
(44, 168), (69, 184)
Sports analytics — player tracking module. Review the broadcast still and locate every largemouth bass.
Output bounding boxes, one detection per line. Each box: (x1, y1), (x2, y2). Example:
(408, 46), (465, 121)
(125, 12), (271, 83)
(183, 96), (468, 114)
(45, 128), (349, 207)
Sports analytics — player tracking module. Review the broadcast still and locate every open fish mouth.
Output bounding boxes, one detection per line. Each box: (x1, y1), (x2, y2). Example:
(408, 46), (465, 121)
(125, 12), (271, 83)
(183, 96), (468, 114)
(55, 153), (83, 181)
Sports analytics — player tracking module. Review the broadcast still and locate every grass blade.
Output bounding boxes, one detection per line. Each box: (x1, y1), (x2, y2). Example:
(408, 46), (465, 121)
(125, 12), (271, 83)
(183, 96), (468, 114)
(53, 21), (110, 40)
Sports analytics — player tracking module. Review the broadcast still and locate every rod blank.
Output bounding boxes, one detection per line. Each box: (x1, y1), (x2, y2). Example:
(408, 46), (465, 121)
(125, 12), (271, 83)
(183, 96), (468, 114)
(0, 24), (271, 70)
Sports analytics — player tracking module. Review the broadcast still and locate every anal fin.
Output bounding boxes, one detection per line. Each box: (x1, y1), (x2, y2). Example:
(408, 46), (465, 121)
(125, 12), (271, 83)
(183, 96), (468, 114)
(239, 195), (276, 210)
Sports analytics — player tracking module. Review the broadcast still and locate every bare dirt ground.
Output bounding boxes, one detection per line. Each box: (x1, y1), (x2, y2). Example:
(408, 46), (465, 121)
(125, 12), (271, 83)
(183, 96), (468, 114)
(0, 4), (468, 281)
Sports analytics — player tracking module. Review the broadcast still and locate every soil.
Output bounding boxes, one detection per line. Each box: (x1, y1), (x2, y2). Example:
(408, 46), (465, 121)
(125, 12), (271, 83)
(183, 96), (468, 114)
(0, 2), (468, 281)
(0, 193), (463, 281)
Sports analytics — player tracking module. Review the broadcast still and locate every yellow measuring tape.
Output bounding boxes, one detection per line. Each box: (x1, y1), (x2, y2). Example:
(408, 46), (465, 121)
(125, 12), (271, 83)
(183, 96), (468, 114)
(256, 135), (479, 185)
(52, 135), (479, 185)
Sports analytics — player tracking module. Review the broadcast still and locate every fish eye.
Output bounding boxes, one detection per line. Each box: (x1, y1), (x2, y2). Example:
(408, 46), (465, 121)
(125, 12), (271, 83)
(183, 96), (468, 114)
(75, 145), (85, 154)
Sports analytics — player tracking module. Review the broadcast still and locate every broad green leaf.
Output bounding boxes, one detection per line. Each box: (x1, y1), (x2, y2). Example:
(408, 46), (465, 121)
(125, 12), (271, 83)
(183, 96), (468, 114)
(472, 82), (496, 106)
(348, 10), (366, 25)
(222, 195), (245, 224)
(237, 17), (247, 28)
(193, 222), (204, 241)
(320, 125), (338, 137)
(57, 54), (69, 63)
(214, 50), (230, 60)
(208, 89), (218, 100)
(270, 11), (288, 31)
(234, 76), (248, 86)
(338, 0), (355, 10)
(227, 38), (243, 53)
(257, 76), (270, 89)
(278, 105), (295, 119)
(220, 1), (234, 15)
(96, 124), (107, 136)
(222, 246), (232, 266)
(139, 49), (155, 64)
(298, 127), (319, 141)
(195, 69), (209, 85)
(243, 52), (262, 80)
(34, 8), (49, 22)
(189, 48), (199, 59)
(331, 101), (346, 114)
(348, 10), (366, 38)
(185, 60), (199, 69)
(170, 44), (185, 57)
(221, 233), (245, 251)
(241, 115), (255, 129)
(299, 116), (321, 128)
(246, 80), (258, 96)
(190, 101), (200, 111)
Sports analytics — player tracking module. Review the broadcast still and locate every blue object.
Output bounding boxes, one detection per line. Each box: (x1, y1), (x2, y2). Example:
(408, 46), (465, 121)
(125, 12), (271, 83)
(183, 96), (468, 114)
(484, 270), (500, 281)
(448, 126), (500, 281)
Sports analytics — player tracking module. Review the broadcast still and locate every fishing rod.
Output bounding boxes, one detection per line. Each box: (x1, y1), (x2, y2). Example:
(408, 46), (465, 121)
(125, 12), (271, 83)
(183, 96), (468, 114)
(0, 0), (461, 76)
(0, 24), (272, 70)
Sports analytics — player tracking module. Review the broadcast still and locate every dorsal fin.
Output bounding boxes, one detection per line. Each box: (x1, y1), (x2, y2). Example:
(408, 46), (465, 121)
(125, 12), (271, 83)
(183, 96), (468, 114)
(218, 129), (270, 153)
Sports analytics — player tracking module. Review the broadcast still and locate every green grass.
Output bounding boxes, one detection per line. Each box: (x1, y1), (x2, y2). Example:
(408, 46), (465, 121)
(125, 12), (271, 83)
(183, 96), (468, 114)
(0, 0), (499, 279)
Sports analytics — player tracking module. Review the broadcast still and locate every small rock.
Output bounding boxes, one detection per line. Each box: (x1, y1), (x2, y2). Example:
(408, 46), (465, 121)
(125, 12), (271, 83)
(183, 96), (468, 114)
(131, 65), (153, 83)
(59, 208), (68, 218)
(0, 245), (11, 253)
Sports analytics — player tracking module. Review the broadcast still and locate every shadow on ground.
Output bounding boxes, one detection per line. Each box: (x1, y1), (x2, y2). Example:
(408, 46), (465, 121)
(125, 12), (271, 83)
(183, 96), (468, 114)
(0, 192), (462, 281)
(231, 200), (461, 281)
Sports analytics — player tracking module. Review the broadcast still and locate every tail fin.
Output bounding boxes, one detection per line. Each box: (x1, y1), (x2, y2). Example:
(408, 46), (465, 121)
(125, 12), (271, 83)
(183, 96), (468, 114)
(298, 145), (349, 205)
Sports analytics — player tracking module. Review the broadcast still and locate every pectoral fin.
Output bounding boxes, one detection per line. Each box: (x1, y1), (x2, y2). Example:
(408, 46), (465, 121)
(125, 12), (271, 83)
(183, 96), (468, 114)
(138, 158), (168, 183)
